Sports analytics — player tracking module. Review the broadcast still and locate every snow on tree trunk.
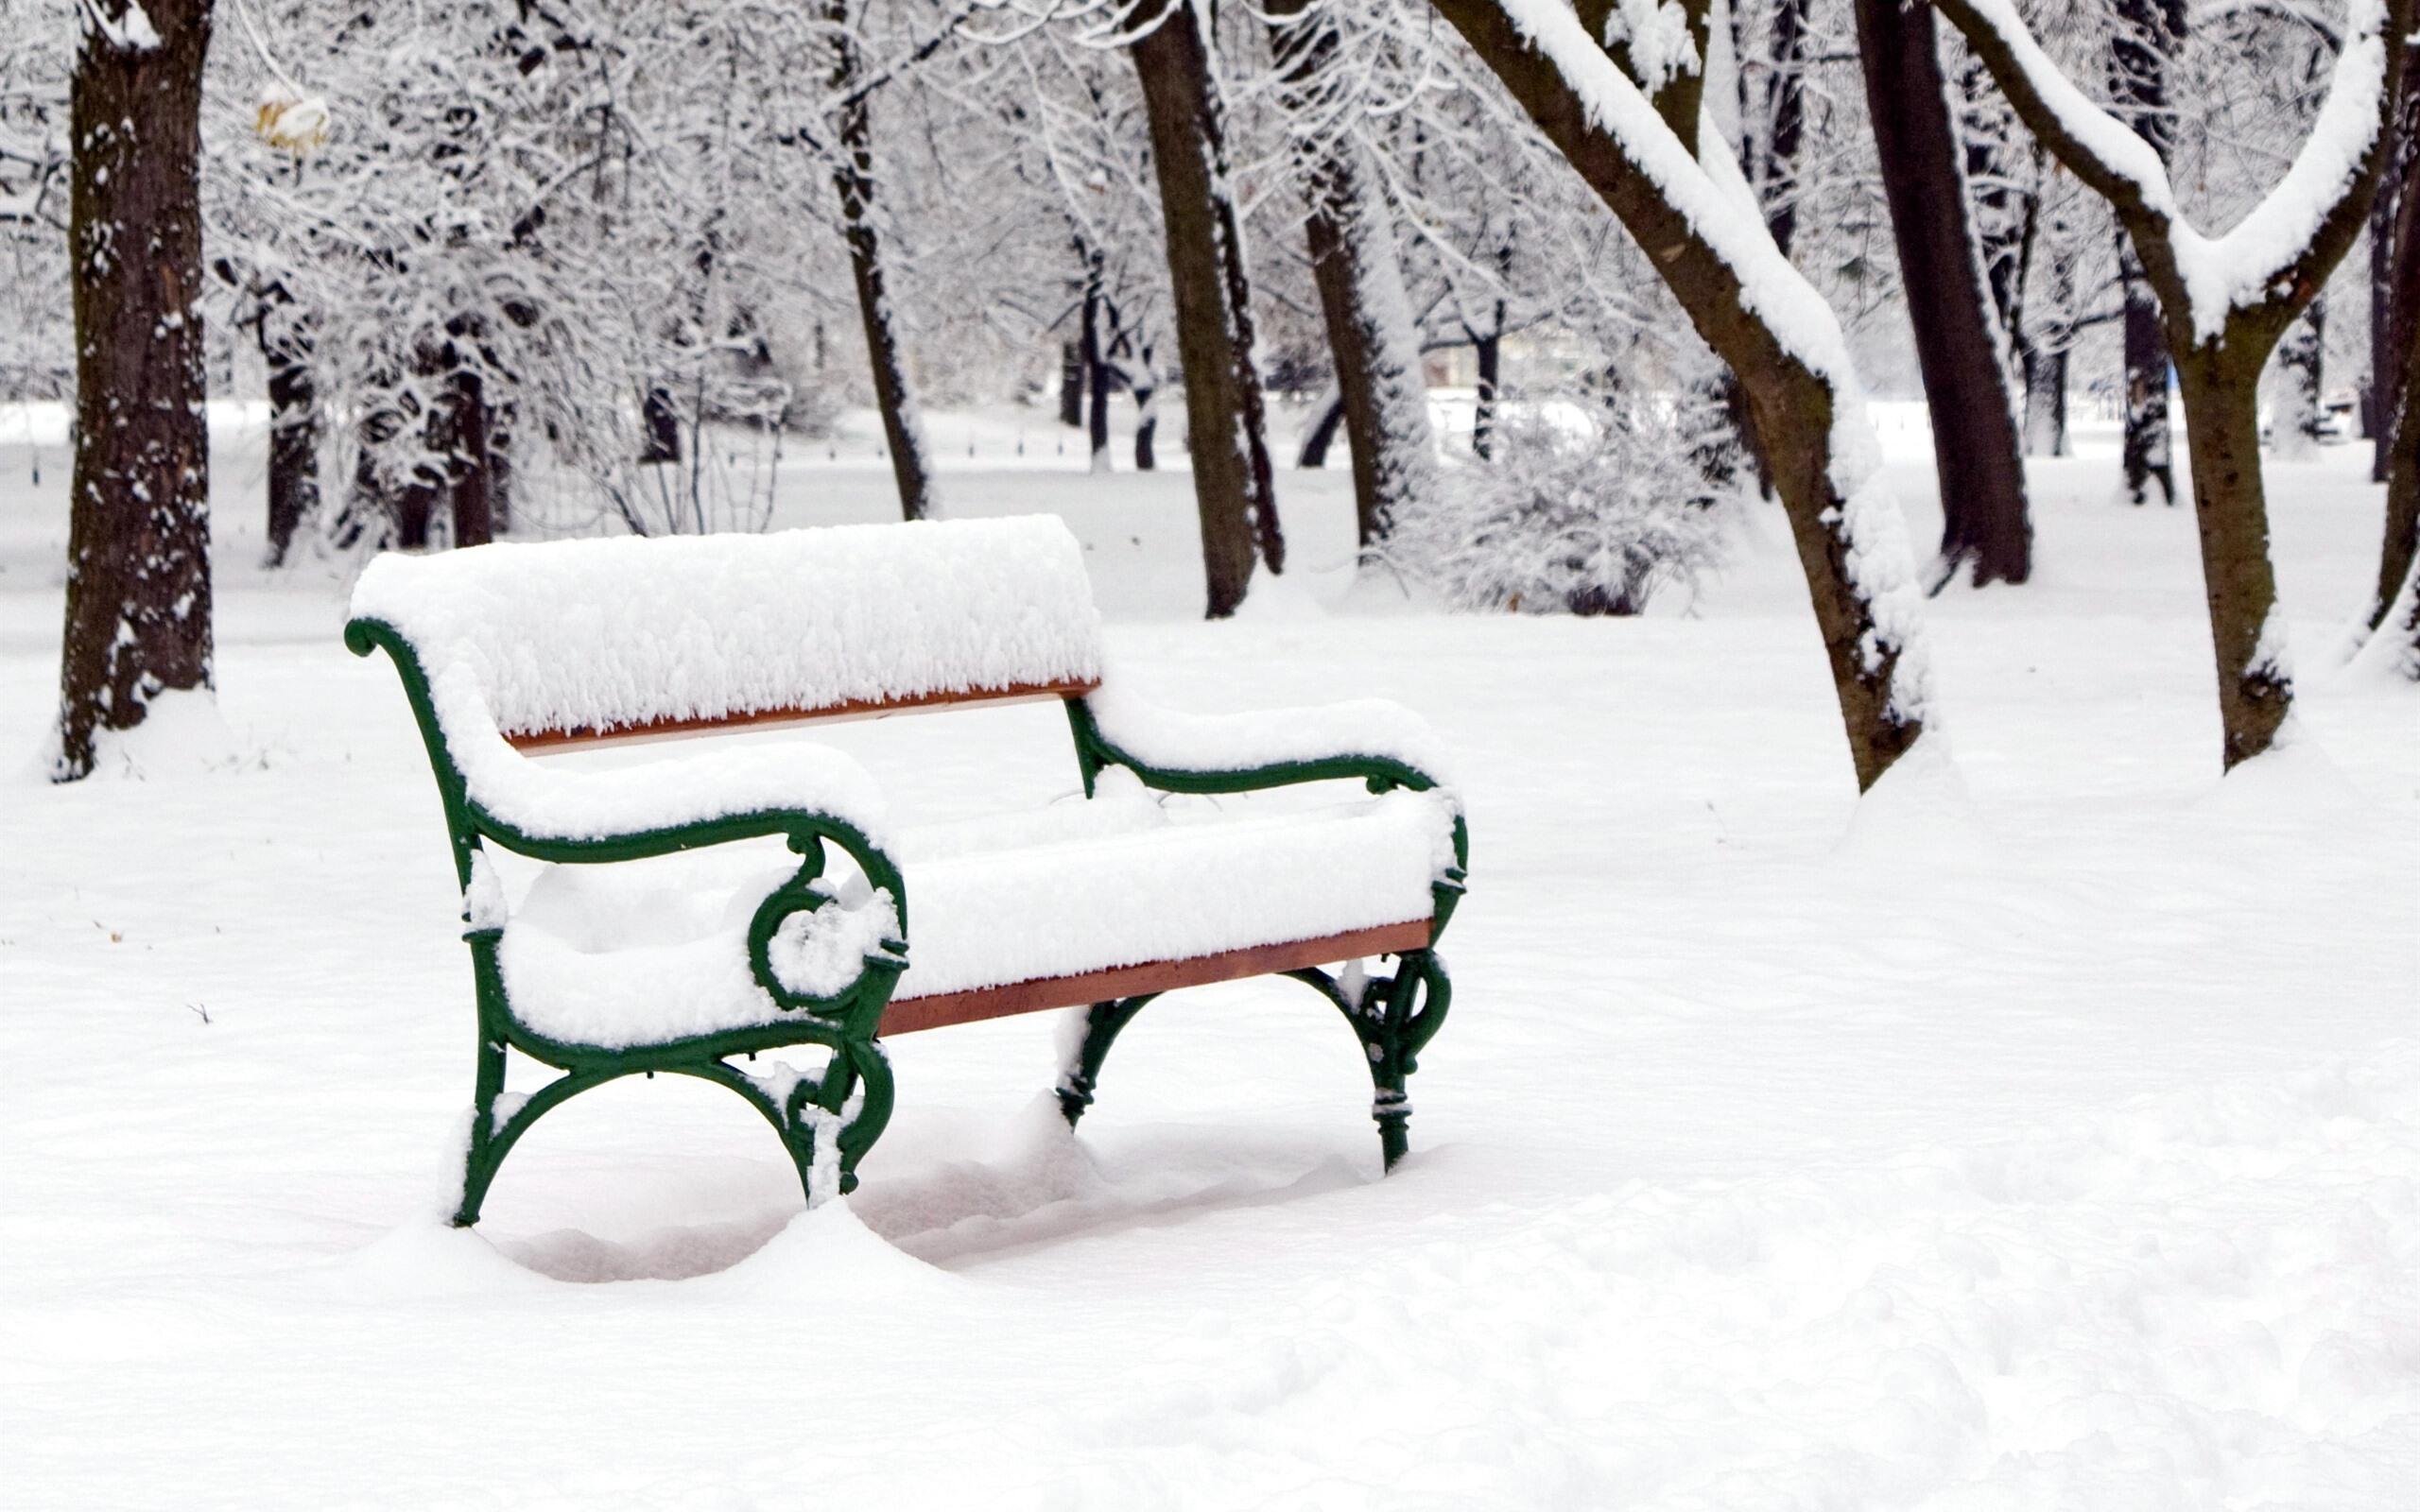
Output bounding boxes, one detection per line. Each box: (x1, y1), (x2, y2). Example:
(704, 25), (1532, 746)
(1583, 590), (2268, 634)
(1429, 0), (1932, 793)
(56, 0), (216, 781)
(827, 0), (934, 524)
(2273, 298), (2325, 461)
(1854, 0), (2031, 588)
(1756, 0), (1813, 256)
(1932, 0), (2415, 768)
(1270, 0), (1438, 551)
(1128, 0), (1284, 617)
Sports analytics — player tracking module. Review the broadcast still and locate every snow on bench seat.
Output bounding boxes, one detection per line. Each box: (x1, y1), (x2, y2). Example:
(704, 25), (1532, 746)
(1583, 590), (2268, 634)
(493, 778), (1458, 1052)
(348, 516), (1104, 747)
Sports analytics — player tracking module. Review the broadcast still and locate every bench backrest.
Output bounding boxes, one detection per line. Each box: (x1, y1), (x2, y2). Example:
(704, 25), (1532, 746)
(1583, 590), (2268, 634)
(348, 516), (1105, 749)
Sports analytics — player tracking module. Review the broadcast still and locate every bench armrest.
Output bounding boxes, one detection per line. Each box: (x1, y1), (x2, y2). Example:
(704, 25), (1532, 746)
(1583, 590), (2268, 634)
(1072, 684), (1459, 800)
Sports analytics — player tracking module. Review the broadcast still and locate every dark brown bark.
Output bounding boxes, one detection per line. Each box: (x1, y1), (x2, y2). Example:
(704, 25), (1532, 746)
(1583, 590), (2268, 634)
(827, 0), (933, 522)
(1297, 394), (1344, 467)
(2364, 106), (2404, 481)
(1935, 0), (2415, 766)
(1856, 0), (2031, 587)
(1430, 0), (1926, 790)
(57, 0), (216, 780)
(1129, 0), (1284, 616)
(639, 386), (681, 465)
(260, 297), (319, 567)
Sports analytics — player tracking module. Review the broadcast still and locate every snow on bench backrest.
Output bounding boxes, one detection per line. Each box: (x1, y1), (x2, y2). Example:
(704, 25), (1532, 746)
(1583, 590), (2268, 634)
(349, 516), (1105, 747)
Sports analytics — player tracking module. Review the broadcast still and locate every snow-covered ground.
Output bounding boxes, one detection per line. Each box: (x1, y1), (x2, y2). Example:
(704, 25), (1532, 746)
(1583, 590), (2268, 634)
(2, 402), (2413, 1509)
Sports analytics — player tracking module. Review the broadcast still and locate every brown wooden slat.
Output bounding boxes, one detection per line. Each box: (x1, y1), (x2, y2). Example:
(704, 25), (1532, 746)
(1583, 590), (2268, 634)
(880, 919), (1433, 1036)
(505, 678), (1100, 752)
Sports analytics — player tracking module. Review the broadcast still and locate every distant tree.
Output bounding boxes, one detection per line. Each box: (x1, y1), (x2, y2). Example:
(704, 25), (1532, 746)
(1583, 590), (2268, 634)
(2109, 0), (2183, 507)
(55, 0), (216, 780)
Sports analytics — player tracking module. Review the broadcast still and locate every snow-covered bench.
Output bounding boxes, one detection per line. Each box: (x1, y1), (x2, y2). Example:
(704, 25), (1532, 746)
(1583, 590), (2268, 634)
(345, 516), (1467, 1226)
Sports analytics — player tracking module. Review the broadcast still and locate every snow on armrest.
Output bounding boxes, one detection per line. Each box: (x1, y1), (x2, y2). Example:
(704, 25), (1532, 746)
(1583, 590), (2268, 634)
(432, 665), (890, 848)
(1084, 682), (1458, 794)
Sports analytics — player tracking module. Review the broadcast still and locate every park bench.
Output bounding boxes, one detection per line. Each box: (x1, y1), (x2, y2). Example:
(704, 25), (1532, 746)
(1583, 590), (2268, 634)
(345, 516), (1468, 1226)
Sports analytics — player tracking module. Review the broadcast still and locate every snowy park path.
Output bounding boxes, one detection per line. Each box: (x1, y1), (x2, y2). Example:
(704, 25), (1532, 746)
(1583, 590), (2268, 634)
(2, 410), (2413, 1508)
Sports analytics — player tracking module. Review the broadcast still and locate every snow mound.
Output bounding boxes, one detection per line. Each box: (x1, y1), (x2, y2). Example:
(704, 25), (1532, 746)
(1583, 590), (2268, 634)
(35, 688), (254, 783)
(1831, 738), (1997, 868)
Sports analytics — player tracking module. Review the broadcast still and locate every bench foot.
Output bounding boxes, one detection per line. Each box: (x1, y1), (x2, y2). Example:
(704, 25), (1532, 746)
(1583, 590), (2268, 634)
(1050, 952), (1451, 1172)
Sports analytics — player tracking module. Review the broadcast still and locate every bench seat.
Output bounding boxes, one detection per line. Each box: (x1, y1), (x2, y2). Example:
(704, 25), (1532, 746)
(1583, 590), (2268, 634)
(494, 779), (1457, 1052)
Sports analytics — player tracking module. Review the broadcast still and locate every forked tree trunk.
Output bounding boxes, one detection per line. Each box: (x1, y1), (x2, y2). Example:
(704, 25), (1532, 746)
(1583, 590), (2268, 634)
(1935, 0), (2414, 766)
(1129, 0), (1284, 616)
(57, 0), (216, 780)
(827, 0), (934, 522)
(2111, 0), (2183, 507)
(1271, 0), (1437, 549)
(1431, 0), (1929, 791)
(1855, 0), (2031, 587)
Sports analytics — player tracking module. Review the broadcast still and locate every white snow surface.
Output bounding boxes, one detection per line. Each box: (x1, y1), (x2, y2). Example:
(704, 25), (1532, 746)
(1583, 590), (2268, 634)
(348, 514), (1106, 741)
(3, 403), (2415, 1508)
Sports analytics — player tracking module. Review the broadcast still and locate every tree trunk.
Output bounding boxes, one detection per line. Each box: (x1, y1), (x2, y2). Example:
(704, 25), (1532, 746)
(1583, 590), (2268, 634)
(57, 0), (216, 780)
(1472, 329), (1501, 460)
(448, 367), (495, 548)
(827, 0), (934, 522)
(1129, 0), (1285, 616)
(2373, 78), (2420, 634)
(1271, 0), (1439, 549)
(2111, 0), (2183, 507)
(1855, 0), (2031, 587)
(1760, 0), (1813, 255)
(2365, 117), (2402, 480)
(2023, 342), (2069, 455)
(2273, 297), (2325, 459)
(2118, 240), (2177, 504)
(1059, 339), (1085, 428)
(1133, 379), (1159, 471)
(260, 296), (320, 568)
(639, 387), (681, 465)
(1297, 392), (1344, 467)
(1431, 0), (1929, 791)
(1079, 247), (1113, 471)
(2173, 345), (2291, 764)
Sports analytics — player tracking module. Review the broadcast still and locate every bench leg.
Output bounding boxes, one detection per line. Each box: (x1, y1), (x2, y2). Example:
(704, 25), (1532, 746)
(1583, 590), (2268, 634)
(1056, 995), (1157, 1127)
(1290, 952), (1452, 1172)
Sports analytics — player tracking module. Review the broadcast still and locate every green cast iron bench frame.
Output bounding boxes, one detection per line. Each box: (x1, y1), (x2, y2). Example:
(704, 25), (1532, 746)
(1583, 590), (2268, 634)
(347, 619), (1467, 1227)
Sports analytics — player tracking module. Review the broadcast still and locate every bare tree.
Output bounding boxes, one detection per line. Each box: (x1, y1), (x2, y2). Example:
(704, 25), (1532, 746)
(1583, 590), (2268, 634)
(1126, 0), (1284, 615)
(1269, 0), (1438, 549)
(56, 0), (216, 780)
(1428, 0), (1934, 790)
(1935, 0), (2413, 765)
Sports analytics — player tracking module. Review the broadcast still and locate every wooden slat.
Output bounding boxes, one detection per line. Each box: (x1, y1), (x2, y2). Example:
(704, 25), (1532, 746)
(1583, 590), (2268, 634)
(880, 919), (1433, 1036)
(505, 679), (1100, 752)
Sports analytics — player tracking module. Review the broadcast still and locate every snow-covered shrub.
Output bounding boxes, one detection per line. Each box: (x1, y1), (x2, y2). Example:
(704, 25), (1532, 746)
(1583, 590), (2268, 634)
(1390, 389), (1731, 616)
